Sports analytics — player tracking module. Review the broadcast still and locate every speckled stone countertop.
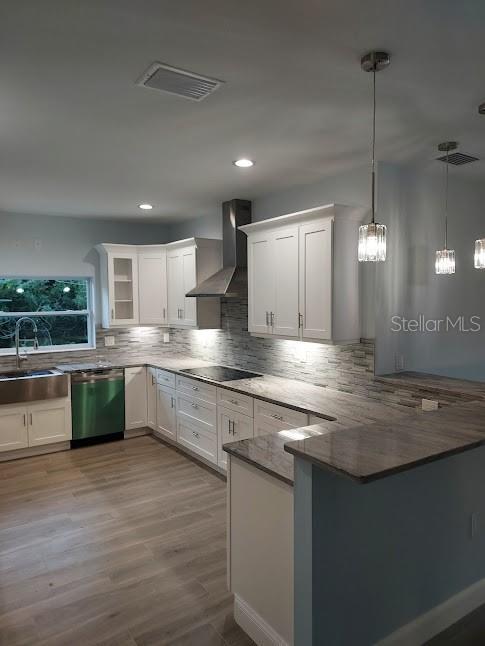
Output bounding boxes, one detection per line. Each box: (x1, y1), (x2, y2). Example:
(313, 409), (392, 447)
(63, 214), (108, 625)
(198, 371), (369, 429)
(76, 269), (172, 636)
(285, 402), (485, 484)
(377, 371), (485, 401)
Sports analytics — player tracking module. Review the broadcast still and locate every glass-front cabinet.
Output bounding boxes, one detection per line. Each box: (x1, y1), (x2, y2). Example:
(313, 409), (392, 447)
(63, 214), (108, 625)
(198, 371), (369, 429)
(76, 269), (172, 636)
(97, 244), (139, 327)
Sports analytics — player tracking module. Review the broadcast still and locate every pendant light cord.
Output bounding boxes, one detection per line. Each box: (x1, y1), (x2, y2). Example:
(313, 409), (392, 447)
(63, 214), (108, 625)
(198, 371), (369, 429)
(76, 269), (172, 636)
(371, 62), (376, 224)
(444, 148), (449, 249)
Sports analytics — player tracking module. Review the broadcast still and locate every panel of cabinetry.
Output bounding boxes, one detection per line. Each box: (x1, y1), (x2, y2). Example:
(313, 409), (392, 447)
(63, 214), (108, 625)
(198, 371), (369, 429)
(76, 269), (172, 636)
(216, 388), (254, 417)
(218, 407), (254, 470)
(156, 385), (176, 441)
(125, 366), (147, 430)
(176, 393), (217, 432)
(254, 399), (308, 429)
(138, 249), (167, 325)
(28, 399), (72, 446)
(177, 416), (217, 465)
(110, 251), (139, 326)
(272, 226), (300, 337)
(247, 234), (274, 335)
(0, 404), (29, 452)
(146, 367), (157, 430)
(176, 375), (217, 404)
(157, 369), (176, 389)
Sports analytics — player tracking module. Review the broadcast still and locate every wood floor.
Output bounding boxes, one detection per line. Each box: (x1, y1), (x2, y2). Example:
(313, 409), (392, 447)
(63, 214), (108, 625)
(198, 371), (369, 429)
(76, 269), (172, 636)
(0, 435), (254, 646)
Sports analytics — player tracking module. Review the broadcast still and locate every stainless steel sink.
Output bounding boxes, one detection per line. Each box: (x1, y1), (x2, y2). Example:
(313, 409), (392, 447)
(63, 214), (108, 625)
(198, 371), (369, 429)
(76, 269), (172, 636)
(0, 368), (69, 405)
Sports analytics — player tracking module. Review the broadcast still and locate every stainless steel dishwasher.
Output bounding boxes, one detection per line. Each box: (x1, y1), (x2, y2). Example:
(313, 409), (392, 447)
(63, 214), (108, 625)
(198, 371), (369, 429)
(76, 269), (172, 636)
(71, 369), (125, 445)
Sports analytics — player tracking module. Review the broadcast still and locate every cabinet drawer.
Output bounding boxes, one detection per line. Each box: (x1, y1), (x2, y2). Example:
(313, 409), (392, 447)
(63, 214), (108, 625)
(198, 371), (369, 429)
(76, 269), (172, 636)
(254, 399), (308, 429)
(217, 388), (254, 418)
(218, 407), (254, 470)
(157, 369), (176, 388)
(176, 393), (216, 432)
(176, 375), (217, 404)
(177, 417), (217, 465)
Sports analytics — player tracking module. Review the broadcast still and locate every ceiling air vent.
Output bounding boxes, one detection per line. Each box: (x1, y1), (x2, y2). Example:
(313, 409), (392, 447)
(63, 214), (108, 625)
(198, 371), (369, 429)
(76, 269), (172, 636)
(436, 152), (479, 166)
(136, 62), (223, 101)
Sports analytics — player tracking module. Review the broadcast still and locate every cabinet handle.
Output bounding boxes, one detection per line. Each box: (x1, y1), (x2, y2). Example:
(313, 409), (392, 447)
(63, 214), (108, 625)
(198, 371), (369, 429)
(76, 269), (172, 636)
(227, 419), (231, 434)
(299, 312), (303, 328)
(192, 386), (199, 391)
(111, 308), (114, 320)
(192, 431), (200, 439)
(271, 312), (275, 326)
(152, 375), (155, 385)
(23, 413), (26, 427)
(163, 307), (166, 320)
(171, 397), (175, 408)
(230, 399), (239, 405)
(271, 413), (284, 421)
(180, 308), (184, 319)
(191, 403), (198, 409)
(30, 413), (33, 425)
(265, 311), (269, 326)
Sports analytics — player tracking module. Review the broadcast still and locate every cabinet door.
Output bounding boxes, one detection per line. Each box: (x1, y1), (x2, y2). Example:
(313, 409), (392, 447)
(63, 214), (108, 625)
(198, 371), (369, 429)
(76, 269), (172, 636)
(125, 367), (147, 430)
(247, 234), (274, 334)
(138, 251), (167, 325)
(167, 251), (183, 325)
(218, 407), (254, 470)
(181, 245), (197, 326)
(272, 227), (299, 337)
(156, 385), (176, 441)
(0, 405), (28, 452)
(299, 219), (332, 340)
(28, 399), (71, 446)
(108, 252), (139, 326)
(146, 367), (158, 430)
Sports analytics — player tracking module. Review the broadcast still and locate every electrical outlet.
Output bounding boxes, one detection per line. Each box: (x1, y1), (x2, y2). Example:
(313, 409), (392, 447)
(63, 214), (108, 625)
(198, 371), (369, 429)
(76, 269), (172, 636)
(422, 399), (439, 412)
(394, 353), (405, 371)
(104, 335), (115, 347)
(33, 239), (42, 250)
(163, 333), (170, 343)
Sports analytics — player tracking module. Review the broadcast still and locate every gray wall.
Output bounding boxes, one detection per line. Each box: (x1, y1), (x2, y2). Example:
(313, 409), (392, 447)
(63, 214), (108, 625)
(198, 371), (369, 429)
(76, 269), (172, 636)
(375, 163), (485, 379)
(0, 211), (167, 324)
(295, 446), (485, 645)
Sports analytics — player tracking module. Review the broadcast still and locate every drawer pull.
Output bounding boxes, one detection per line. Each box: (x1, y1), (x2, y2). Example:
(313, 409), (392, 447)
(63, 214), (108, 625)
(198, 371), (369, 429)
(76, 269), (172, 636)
(192, 431), (200, 439)
(192, 386), (199, 391)
(230, 399), (239, 405)
(171, 397), (175, 408)
(191, 403), (199, 409)
(271, 413), (284, 421)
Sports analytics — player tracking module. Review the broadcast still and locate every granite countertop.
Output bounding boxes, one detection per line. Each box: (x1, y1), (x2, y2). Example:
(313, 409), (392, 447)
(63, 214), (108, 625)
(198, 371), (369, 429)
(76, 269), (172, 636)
(285, 402), (485, 484)
(377, 371), (485, 401)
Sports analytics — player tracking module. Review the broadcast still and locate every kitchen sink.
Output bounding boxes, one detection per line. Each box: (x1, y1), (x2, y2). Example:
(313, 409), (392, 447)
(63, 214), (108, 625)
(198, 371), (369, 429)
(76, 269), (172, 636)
(0, 368), (69, 405)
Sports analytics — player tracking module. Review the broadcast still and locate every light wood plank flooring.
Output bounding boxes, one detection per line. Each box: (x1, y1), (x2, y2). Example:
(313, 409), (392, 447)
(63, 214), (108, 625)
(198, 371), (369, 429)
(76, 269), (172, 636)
(0, 436), (254, 646)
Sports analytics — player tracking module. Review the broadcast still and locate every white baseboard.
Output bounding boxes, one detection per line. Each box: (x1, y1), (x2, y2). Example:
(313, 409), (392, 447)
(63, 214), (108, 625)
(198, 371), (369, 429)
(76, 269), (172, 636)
(234, 595), (290, 646)
(377, 577), (485, 646)
(124, 427), (151, 439)
(0, 441), (70, 462)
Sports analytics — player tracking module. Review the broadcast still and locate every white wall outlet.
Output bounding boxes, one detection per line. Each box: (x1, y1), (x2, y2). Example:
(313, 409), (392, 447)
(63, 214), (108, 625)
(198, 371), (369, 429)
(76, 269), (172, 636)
(104, 335), (115, 347)
(163, 332), (170, 343)
(421, 399), (439, 412)
(33, 239), (42, 250)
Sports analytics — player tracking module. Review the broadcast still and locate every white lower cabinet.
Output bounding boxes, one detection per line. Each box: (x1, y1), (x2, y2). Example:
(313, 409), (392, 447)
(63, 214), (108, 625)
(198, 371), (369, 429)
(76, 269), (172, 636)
(28, 399), (72, 446)
(147, 368), (157, 430)
(177, 416), (217, 465)
(0, 405), (29, 452)
(156, 385), (176, 441)
(254, 400), (308, 436)
(217, 406), (254, 470)
(125, 366), (148, 430)
(0, 398), (71, 453)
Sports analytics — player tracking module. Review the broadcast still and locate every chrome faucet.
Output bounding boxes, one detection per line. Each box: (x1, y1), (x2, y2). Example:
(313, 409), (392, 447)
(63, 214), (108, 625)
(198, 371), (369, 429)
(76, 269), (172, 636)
(15, 317), (39, 369)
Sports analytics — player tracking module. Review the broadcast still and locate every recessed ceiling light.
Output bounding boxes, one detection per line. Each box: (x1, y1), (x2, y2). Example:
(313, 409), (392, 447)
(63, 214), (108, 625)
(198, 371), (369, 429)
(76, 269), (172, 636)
(233, 159), (254, 168)
(139, 203), (153, 210)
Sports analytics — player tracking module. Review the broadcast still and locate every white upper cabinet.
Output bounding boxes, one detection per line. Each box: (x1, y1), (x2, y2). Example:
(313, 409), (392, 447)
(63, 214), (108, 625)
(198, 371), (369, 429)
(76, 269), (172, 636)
(241, 204), (364, 344)
(138, 247), (167, 325)
(166, 238), (222, 329)
(97, 238), (222, 329)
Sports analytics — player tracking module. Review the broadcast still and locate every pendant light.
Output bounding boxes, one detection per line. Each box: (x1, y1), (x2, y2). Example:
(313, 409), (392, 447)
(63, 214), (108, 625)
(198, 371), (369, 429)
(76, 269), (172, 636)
(435, 142), (457, 275)
(358, 51), (390, 262)
(475, 103), (485, 268)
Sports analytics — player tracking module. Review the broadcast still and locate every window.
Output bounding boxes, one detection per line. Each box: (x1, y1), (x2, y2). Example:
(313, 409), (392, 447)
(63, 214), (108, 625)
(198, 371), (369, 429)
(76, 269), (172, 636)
(0, 278), (95, 354)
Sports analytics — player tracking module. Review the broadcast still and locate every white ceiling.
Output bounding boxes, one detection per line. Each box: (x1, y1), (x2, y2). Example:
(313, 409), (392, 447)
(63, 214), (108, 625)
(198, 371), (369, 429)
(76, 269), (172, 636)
(1, 0), (484, 221)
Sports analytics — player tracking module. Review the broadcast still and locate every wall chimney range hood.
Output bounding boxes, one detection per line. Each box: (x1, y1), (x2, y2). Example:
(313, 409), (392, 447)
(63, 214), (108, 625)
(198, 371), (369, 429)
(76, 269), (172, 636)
(186, 199), (251, 298)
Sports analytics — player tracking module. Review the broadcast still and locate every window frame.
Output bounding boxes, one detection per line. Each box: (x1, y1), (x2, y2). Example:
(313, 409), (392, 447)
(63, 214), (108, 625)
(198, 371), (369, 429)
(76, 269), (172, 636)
(0, 276), (96, 355)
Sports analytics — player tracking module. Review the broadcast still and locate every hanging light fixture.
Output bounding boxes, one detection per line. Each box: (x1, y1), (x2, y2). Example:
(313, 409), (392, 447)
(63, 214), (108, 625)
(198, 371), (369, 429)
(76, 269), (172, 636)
(435, 142), (457, 275)
(475, 104), (485, 268)
(358, 51), (390, 262)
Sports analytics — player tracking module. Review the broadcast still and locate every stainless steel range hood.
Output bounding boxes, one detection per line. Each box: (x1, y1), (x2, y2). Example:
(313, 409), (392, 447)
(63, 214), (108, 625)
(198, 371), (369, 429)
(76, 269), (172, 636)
(186, 199), (251, 298)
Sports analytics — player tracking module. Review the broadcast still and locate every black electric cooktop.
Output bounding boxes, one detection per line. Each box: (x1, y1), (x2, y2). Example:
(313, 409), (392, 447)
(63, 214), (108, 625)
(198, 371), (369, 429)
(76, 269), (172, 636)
(180, 366), (261, 382)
